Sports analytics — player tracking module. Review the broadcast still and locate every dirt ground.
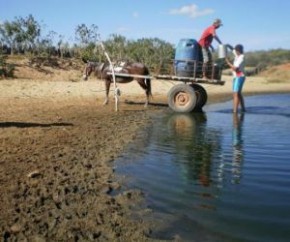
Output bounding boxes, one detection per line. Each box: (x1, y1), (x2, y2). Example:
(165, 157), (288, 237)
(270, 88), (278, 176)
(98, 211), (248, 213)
(1, 59), (290, 241)
(0, 97), (163, 241)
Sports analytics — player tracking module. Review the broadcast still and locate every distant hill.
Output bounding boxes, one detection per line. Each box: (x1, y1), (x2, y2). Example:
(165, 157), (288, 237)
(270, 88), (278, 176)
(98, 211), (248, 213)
(5, 56), (84, 82)
(259, 63), (290, 83)
(2, 55), (290, 83)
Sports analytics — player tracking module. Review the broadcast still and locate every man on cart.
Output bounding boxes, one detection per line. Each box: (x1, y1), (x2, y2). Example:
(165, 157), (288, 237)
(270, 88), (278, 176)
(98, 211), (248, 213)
(198, 18), (223, 79)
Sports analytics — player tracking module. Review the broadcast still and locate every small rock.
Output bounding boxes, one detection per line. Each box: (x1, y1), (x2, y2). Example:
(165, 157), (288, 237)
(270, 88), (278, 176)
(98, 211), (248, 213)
(27, 170), (42, 178)
(30, 235), (46, 242)
(10, 223), (22, 233)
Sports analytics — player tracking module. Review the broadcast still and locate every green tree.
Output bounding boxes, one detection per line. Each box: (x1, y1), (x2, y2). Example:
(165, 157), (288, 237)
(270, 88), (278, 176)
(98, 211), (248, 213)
(75, 24), (99, 46)
(0, 20), (21, 54)
(103, 34), (128, 60)
(75, 24), (99, 60)
(18, 15), (41, 51)
(126, 38), (174, 71)
(0, 15), (41, 54)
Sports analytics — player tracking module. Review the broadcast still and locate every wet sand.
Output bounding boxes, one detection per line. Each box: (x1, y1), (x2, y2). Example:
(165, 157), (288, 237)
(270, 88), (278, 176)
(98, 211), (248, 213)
(1, 76), (290, 241)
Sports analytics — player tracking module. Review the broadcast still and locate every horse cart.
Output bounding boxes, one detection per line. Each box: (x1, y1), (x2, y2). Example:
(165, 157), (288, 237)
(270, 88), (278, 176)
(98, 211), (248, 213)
(117, 39), (225, 113)
(85, 39), (226, 113)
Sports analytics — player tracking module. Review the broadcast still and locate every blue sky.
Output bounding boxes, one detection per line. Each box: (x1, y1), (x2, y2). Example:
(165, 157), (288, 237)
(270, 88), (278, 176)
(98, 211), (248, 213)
(1, 0), (290, 51)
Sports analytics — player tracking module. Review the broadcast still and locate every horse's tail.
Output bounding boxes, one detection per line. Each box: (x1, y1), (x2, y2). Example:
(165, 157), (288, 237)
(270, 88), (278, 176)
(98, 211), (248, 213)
(146, 78), (152, 98)
(145, 66), (152, 98)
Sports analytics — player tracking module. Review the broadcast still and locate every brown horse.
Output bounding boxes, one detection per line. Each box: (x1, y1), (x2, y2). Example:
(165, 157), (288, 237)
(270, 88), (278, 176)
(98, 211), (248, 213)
(82, 60), (152, 107)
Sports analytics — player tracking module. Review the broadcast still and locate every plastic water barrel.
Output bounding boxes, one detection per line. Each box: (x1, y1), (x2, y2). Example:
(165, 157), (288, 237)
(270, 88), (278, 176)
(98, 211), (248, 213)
(174, 39), (200, 77)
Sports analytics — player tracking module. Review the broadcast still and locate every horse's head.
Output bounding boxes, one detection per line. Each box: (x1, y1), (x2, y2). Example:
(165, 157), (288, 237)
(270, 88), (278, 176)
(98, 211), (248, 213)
(82, 62), (95, 80)
(83, 61), (106, 81)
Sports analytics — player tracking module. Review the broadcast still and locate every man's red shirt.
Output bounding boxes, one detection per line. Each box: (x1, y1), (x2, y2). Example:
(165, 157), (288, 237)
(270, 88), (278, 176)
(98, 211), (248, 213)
(198, 25), (216, 48)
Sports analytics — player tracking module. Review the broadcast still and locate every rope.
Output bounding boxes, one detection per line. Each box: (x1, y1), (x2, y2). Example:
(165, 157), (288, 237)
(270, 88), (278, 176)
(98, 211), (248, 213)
(89, 88), (116, 93)
(96, 39), (120, 112)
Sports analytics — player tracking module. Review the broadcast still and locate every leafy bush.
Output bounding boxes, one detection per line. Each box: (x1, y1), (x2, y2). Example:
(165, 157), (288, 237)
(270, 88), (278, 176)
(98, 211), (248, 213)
(0, 52), (15, 78)
(246, 49), (290, 67)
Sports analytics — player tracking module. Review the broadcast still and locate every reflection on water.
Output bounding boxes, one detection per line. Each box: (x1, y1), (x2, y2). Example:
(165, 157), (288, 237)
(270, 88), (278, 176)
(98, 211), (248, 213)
(167, 113), (221, 188)
(115, 94), (290, 242)
(232, 113), (244, 184)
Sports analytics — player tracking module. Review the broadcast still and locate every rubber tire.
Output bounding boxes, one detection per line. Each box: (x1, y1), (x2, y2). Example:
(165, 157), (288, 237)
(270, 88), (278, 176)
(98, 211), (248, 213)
(190, 84), (208, 112)
(167, 84), (197, 113)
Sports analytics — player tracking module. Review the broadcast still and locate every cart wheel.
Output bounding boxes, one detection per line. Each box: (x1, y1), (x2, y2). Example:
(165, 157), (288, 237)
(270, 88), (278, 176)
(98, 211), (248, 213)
(168, 84), (197, 113)
(190, 84), (208, 111)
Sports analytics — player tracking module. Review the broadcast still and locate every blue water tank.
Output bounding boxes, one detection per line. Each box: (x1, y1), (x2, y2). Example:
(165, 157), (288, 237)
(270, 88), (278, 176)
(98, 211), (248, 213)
(174, 38), (200, 77)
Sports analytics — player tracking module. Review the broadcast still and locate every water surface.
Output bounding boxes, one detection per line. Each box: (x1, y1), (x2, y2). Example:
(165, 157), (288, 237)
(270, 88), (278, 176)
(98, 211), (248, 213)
(115, 94), (290, 242)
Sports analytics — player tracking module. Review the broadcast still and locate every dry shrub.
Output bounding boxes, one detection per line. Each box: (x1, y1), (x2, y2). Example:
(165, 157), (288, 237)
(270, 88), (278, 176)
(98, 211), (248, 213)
(259, 63), (290, 83)
(7, 55), (84, 81)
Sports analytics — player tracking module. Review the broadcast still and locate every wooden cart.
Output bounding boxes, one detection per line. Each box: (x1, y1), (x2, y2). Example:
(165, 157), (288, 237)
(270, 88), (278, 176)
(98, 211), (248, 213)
(108, 58), (225, 113)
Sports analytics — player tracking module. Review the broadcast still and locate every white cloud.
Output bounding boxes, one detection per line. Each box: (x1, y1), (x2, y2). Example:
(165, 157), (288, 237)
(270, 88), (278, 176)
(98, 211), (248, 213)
(133, 12), (139, 18)
(169, 4), (214, 18)
(117, 27), (130, 33)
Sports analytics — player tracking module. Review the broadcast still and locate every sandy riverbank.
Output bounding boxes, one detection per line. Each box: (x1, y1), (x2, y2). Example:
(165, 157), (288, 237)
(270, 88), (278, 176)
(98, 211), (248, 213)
(1, 75), (289, 241)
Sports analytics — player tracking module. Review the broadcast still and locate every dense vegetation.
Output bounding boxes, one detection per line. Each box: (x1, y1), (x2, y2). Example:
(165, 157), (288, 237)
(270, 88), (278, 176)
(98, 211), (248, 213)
(1, 15), (290, 78)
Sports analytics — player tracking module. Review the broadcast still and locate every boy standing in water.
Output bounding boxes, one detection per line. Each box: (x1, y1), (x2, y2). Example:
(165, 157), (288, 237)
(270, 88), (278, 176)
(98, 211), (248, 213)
(226, 44), (246, 113)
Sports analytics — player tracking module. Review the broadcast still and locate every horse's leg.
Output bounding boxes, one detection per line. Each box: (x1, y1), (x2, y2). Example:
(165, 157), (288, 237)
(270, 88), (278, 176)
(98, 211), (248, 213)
(103, 79), (111, 105)
(82, 66), (88, 80)
(137, 79), (150, 108)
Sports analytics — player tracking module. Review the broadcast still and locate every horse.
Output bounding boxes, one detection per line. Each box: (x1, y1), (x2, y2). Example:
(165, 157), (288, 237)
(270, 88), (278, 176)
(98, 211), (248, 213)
(82, 59), (152, 107)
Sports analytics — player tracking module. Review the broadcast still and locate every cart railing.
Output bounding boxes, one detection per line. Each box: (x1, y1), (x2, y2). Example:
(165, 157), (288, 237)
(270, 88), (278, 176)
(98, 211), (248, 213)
(106, 58), (225, 85)
(154, 58), (224, 84)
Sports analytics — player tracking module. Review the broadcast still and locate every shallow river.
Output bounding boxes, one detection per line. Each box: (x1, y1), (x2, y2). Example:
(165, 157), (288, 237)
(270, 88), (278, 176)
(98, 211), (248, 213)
(115, 94), (290, 242)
